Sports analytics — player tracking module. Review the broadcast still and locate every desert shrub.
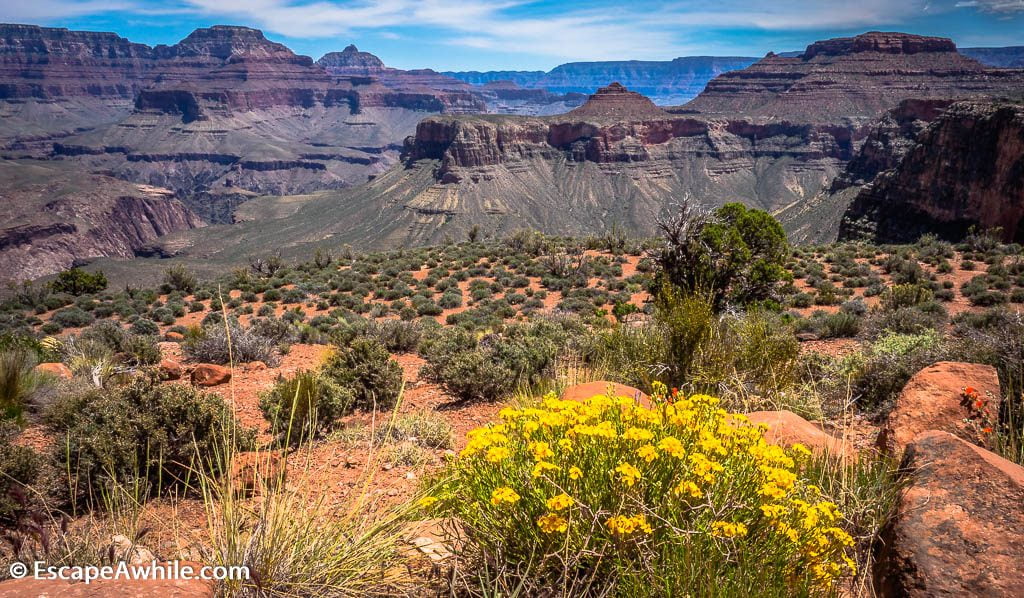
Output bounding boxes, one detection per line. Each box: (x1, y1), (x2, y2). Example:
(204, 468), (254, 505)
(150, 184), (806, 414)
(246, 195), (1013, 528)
(52, 307), (95, 329)
(880, 284), (932, 311)
(46, 378), (252, 508)
(420, 319), (573, 402)
(820, 311), (861, 339)
(0, 422), (42, 522)
(864, 304), (946, 337)
(50, 268), (107, 296)
(375, 411), (454, 450)
(79, 321), (160, 366)
(850, 330), (949, 411)
(429, 390), (856, 596)
(161, 265), (198, 294)
(183, 322), (279, 366)
(130, 317), (159, 336)
(652, 202), (789, 310)
(367, 319), (422, 353)
(321, 338), (402, 411)
(259, 370), (354, 446)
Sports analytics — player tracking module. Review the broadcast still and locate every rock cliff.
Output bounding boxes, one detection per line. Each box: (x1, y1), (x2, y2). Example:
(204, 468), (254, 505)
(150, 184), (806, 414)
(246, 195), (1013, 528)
(838, 100), (1024, 243)
(0, 161), (203, 281)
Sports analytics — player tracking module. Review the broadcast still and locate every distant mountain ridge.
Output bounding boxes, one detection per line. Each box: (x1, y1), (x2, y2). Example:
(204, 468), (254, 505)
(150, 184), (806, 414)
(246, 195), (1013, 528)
(443, 56), (759, 105)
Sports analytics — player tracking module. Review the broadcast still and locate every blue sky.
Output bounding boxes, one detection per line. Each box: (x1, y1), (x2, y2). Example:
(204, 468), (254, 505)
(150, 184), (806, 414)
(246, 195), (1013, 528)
(3, 1), (1023, 71)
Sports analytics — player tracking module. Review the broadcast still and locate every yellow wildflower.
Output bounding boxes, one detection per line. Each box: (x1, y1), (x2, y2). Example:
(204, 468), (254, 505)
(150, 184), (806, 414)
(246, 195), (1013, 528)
(710, 521), (748, 538)
(485, 446), (510, 463)
(614, 462), (642, 487)
(623, 426), (654, 442)
(636, 444), (659, 463)
(530, 441), (554, 460)
(417, 496), (439, 508)
(673, 480), (702, 499)
(490, 487), (520, 506)
(537, 513), (569, 534)
(532, 461), (560, 478)
(569, 466), (584, 480)
(546, 493), (574, 511)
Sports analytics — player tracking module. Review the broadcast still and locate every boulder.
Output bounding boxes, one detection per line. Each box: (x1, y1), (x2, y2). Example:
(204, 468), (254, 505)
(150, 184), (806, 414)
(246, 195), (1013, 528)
(746, 410), (855, 461)
(34, 362), (72, 379)
(230, 451), (285, 497)
(0, 566), (214, 597)
(878, 361), (1001, 454)
(190, 364), (231, 387)
(165, 331), (185, 341)
(561, 381), (650, 408)
(159, 359), (182, 380)
(243, 361), (267, 372)
(874, 430), (1024, 597)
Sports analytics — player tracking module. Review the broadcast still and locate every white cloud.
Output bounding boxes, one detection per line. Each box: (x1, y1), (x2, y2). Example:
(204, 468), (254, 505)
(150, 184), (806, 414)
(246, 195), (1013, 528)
(0, 0), (134, 22)
(956, 0), (1024, 12)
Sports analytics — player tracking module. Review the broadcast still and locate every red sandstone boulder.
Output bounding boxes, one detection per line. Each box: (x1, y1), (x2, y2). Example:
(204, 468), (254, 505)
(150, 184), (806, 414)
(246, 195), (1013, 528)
(878, 361), (1001, 454)
(230, 451), (285, 497)
(0, 566), (214, 597)
(190, 364), (231, 387)
(159, 359), (182, 381)
(874, 430), (1024, 597)
(561, 381), (650, 408)
(35, 362), (72, 379)
(746, 410), (855, 460)
(165, 331), (185, 341)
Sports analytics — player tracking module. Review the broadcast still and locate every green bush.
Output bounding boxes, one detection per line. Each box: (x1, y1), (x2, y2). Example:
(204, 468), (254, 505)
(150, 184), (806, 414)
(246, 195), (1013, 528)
(52, 307), (95, 328)
(652, 202), (789, 310)
(321, 338), (402, 411)
(46, 378), (252, 508)
(50, 268), (107, 296)
(259, 370), (353, 445)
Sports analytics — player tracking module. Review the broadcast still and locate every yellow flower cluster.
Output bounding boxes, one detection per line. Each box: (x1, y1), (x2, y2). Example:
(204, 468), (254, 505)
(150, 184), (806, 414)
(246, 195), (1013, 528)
(450, 387), (856, 590)
(606, 514), (653, 537)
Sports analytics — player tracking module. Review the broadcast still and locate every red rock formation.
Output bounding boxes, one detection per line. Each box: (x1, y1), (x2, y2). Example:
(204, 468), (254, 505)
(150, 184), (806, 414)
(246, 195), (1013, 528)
(875, 430), (1024, 597)
(565, 82), (668, 119)
(684, 32), (1024, 123)
(746, 410), (855, 461)
(878, 361), (1002, 453)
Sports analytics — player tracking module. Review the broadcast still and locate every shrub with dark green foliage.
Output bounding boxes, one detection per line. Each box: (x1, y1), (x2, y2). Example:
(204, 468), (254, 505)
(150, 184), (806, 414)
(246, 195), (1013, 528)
(652, 202), (789, 311)
(49, 268), (107, 296)
(46, 379), (252, 508)
(366, 319), (422, 353)
(321, 338), (402, 410)
(259, 370), (354, 445)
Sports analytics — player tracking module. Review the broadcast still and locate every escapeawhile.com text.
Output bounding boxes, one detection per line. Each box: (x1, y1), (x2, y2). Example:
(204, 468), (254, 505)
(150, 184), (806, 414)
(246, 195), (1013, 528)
(8, 560), (250, 584)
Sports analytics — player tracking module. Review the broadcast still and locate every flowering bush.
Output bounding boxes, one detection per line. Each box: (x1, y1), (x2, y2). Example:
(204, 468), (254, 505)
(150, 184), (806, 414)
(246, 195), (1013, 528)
(429, 385), (856, 595)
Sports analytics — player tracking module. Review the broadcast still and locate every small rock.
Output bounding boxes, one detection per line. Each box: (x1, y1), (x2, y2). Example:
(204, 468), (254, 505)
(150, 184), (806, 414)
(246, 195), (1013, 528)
(110, 534), (156, 565)
(411, 536), (453, 562)
(874, 430), (1024, 597)
(165, 331), (185, 341)
(795, 332), (820, 342)
(34, 362), (72, 379)
(190, 363), (231, 387)
(382, 463), (394, 471)
(386, 488), (399, 497)
(344, 456), (360, 468)
(230, 451), (286, 497)
(746, 410), (856, 461)
(244, 361), (268, 372)
(159, 358), (182, 380)
(405, 472), (417, 480)
(878, 361), (1001, 454)
(561, 380), (651, 408)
